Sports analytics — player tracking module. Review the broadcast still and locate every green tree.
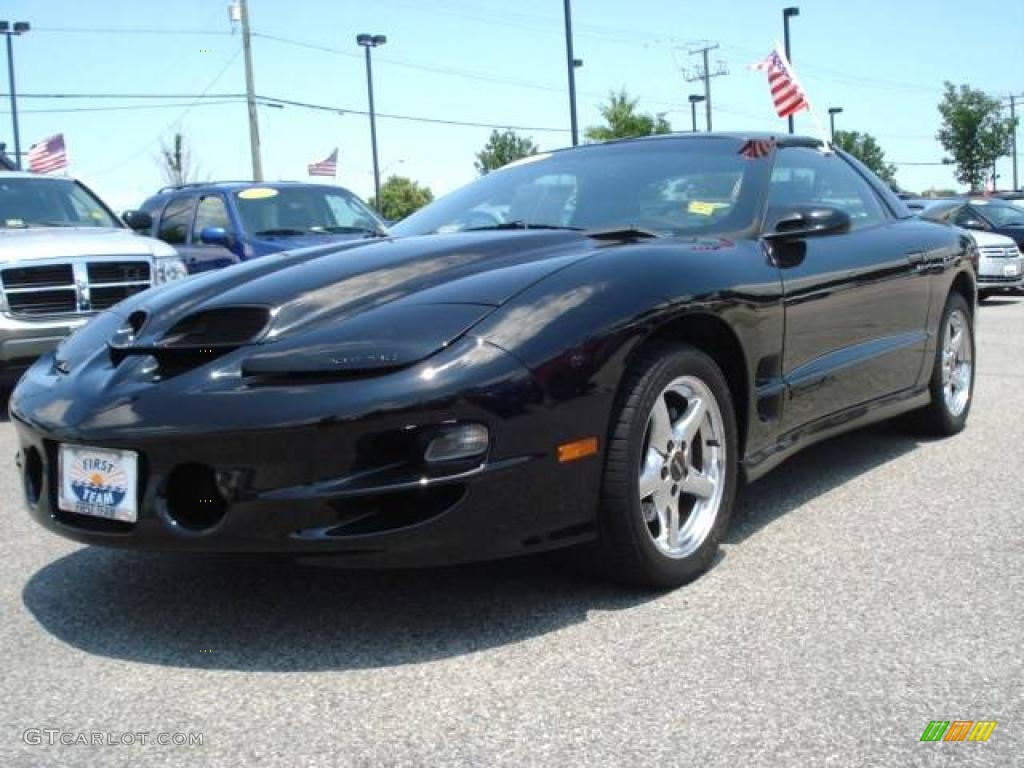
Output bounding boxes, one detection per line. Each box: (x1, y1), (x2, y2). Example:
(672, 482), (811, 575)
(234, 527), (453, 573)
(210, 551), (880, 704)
(369, 175), (434, 221)
(475, 129), (539, 175)
(832, 130), (897, 185)
(584, 90), (671, 142)
(936, 82), (1013, 192)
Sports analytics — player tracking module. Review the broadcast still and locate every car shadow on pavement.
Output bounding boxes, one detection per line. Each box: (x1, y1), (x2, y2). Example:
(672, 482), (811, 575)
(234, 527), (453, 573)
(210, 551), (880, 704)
(726, 421), (920, 545)
(22, 546), (655, 672)
(22, 422), (921, 673)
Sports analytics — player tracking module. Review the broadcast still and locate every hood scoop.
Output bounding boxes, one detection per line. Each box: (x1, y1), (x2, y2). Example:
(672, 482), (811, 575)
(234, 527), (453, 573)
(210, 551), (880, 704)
(109, 306), (271, 376)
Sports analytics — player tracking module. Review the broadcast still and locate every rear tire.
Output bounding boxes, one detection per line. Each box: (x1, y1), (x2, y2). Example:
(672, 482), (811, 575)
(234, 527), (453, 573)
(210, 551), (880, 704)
(903, 292), (975, 436)
(599, 344), (738, 589)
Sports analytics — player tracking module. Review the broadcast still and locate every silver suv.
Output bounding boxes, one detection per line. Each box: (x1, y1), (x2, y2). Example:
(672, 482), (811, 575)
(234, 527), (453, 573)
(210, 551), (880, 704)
(0, 173), (188, 383)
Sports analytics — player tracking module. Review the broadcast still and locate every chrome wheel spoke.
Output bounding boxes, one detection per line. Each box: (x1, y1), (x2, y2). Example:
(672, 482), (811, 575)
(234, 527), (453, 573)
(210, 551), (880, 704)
(665, 498), (680, 548)
(673, 396), (707, 447)
(648, 396), (673, 452)
(638, 448), (663, 500)
(681, 468), (715, 500)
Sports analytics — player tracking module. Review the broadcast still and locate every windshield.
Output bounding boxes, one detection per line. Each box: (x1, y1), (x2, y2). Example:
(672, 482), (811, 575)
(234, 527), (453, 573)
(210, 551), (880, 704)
(976, 202), (1024, 227)
(0, 177), (121, 229)
(233, 186), (384, 237)
(391, 137), (768, 238)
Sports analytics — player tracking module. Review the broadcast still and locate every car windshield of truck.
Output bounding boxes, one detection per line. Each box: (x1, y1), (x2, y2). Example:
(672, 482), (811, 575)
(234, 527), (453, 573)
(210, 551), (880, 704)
(233, 186), (384, 237)
(0, 177), (121, 229)
(390, 138), (767, 237)
(974, 202), (1024, 227)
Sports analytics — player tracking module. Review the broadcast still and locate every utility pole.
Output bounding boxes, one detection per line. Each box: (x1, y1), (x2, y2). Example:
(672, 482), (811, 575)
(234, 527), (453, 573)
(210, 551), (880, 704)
(684, 43), (727, 132)
(239, 0), (263, 181)
(562, 0), (580, 146)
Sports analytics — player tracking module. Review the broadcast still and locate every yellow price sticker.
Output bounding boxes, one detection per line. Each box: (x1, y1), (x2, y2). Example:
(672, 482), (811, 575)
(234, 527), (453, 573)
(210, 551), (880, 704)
(687, 201), (717, 216)
(237, 187), (279, 200)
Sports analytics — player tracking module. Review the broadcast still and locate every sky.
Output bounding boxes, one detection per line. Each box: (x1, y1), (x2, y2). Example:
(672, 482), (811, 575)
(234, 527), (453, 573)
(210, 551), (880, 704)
(1, 0), (1021, 211)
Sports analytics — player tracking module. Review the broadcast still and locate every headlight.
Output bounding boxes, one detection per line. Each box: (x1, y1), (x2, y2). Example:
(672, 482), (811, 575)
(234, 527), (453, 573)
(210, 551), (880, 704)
(153, 255), (189, 284)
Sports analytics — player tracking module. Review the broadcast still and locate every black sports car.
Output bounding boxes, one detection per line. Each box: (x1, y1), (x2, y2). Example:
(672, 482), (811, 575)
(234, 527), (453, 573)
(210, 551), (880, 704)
(10, 134), (977, 588)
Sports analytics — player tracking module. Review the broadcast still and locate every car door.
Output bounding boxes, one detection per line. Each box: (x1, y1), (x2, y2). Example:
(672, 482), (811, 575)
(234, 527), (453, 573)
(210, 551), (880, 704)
(189, 194), (240, 272)
(767, 147), (933, 431)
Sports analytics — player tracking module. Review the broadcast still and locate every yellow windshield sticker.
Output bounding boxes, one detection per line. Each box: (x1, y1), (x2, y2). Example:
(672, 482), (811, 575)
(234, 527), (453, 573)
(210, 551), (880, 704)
(237, 187), (279, 200)
(688, 201), (719, 216)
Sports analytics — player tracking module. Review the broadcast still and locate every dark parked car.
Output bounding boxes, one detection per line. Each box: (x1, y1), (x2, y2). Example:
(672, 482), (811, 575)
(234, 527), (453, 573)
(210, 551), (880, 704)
(123, 181), (387, 274)
(917, 197), (1024, 250)
(11, 134), (976, 588)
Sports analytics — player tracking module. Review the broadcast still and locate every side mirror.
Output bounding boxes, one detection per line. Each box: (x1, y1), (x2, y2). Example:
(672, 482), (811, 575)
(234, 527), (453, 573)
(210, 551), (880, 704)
(199, 226), (232, 247)
(122, 210), (153, 232)
(764, 205), (852, 240)
(959, 218), (987, 231)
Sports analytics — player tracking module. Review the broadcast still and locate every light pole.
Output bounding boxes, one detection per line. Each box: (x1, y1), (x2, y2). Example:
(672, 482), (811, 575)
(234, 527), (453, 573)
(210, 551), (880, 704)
(688, 94), (705, 132)
(783, 7), (799, 135)
(563, 0), (580, 146)
(828, 107), (843, 142)
(1, 21), (29, 170)
(357, 33), (386, 208)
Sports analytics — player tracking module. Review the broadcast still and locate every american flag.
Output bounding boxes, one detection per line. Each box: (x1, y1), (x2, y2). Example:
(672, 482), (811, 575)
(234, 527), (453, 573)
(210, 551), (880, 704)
(27, 133), (69, 174)
(752, 48), (809, 119)
(739, 138), (776, 159)
(307, 148), (338, 177)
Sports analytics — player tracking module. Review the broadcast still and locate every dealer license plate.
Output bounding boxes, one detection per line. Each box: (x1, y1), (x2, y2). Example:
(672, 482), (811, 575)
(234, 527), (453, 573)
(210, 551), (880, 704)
(58, 444), (139, 522)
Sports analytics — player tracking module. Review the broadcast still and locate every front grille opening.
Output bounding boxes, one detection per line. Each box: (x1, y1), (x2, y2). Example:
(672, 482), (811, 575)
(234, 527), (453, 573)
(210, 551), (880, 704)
(87, 261), (151, 284)
(2, 264), (73, 289)
(162, 307), (270, 346)
(91, 284), (150, 310)
(6, 288), (77, 315)
(23, 447), (43, 504)
(164, 463), (228, 531)
(325, 485), (465, 536)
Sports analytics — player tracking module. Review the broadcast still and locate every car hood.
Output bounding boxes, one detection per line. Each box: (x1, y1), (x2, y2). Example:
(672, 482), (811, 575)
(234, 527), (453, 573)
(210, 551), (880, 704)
(969, 229), (1019, 248)
(0, 226), (175, 262)
(66, 231), (597, 376)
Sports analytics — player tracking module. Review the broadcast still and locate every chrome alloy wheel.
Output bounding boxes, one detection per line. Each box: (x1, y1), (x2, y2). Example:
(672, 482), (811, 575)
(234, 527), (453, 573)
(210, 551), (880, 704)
(638, 375), (726, 559)
(941, 308), (972, 418)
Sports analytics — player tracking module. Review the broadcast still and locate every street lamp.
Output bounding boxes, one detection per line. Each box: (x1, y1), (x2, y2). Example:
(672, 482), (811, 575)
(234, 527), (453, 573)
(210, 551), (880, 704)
(782, 7), (799, 135)
(356, 33), (386, 208)
(1, 21), (30, 170)
(688, 94), (705, 133)
(563, 0), (580, 146)
(828, 107), (843, 142)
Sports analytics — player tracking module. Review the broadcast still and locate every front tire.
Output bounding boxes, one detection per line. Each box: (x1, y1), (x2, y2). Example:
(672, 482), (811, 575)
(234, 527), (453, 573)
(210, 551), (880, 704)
(599, 344), (738, 589)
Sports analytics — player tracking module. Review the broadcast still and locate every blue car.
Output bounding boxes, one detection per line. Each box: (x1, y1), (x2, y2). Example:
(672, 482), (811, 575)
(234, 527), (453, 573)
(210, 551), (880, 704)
(123, 181), (387, 273)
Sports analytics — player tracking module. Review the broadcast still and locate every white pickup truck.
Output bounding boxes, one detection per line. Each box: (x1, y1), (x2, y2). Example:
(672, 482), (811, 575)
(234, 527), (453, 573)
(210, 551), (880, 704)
(0, 172), (188, 384)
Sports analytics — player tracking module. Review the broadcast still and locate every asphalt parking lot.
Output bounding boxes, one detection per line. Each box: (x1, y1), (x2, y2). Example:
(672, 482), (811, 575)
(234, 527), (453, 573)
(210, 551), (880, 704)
(0, 297), (1021, 768)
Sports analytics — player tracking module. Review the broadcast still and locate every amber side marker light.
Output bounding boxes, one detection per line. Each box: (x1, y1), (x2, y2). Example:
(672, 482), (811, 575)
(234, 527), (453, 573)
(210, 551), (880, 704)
(558, 437), (599, 463)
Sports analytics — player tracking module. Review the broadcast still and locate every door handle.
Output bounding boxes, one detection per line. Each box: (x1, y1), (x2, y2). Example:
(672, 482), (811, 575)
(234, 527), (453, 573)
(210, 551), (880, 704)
(905, 250), (927, 270)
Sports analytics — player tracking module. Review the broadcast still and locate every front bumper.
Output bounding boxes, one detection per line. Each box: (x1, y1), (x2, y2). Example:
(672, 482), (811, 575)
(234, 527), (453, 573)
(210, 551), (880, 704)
(978, 255), (1024, 291)
(10, 338), (603, 567)
(0, 312), (89, 368)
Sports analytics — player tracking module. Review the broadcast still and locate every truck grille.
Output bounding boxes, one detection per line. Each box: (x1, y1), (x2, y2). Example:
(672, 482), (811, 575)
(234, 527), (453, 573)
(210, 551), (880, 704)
(979, 245), (1019, 259)
(1, 259), (152, 317)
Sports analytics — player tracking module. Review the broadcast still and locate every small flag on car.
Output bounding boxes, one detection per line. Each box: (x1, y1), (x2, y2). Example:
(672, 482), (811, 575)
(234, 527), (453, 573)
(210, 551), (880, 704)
(308, 148), (338, 177)
(751, 47), (809, 119)
(27, 133), (69, 174)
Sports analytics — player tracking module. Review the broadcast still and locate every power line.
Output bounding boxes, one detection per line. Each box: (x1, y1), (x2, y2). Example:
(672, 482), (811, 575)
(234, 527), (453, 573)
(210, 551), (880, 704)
(0, 100), (244, 114)
(256, 95), (570, 133)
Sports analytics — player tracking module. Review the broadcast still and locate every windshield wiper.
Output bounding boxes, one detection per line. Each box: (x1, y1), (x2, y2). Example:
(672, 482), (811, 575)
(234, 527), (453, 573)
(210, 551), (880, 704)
(315, 225), (388, 237)
(462, 221), (583, 232)
(255, 228), (307, 236)
(585, 225), (662, 240)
